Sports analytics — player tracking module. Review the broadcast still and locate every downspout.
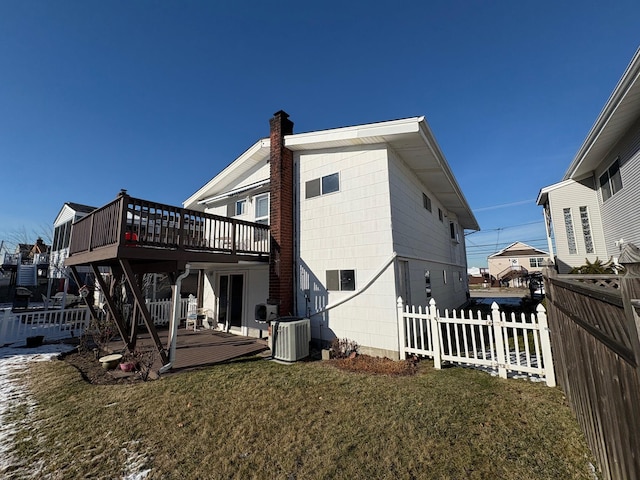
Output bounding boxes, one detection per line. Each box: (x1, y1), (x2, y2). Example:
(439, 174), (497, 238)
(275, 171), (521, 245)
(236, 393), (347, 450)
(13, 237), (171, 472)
(159, 265), (191, 374)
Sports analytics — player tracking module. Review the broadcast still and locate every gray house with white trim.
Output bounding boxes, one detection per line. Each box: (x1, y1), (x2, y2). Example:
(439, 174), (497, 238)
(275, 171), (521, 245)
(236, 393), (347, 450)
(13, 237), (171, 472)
(537, 47), (640, 273)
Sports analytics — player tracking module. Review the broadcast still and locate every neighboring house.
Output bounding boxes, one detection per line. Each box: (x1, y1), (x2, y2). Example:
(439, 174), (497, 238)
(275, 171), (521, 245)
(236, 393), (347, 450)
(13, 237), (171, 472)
(183, 111), (479, 358)
(537, 47), (640, 273)
(487, 242), (549, 287)
(50, 202), (96, 294)
(1, 238), (50, 287)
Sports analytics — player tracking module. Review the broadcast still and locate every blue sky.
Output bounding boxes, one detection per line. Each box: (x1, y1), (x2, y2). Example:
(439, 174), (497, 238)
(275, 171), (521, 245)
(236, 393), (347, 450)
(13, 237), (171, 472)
(1, 1), (639, 267)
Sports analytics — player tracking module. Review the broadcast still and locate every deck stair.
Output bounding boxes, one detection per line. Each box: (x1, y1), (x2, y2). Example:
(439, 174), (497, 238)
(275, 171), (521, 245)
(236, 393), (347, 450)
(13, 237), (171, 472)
(498, 265), (528, 282)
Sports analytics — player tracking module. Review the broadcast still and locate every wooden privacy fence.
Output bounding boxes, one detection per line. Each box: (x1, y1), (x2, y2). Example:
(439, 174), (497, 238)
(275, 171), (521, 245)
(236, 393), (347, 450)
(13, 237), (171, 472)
(543, 243), (640, 480)
(0, 307), (91, 346)
(397, 297), (555, 386)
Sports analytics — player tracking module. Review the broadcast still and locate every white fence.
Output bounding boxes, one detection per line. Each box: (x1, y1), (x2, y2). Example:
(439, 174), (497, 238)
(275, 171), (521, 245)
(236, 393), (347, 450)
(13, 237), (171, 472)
(0, 307), (91, 346)
(0, 297), (194, 347)
(398, 297), (556, 387)
(144, 297), (191, 326)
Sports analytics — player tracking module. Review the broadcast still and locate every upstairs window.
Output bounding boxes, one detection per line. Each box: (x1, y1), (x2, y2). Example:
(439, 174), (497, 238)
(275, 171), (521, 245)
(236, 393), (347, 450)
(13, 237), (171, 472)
(600, 158), (623, 201)
(563, 208), (577, 255)
(254, 194), (269, 241)
(235, 199), (246, 216)
(423, 193), (432, 212)
(438, 208), (443, 222)
(255, 194), (269, 224)
(306, 173), (340, 199)
(579, 206), (594, 254)
(449, 222), (458, 242)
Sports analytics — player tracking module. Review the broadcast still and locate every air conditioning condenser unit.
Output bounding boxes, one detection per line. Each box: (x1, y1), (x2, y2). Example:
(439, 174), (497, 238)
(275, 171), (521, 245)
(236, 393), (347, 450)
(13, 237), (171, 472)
(270, 317), (310, 362)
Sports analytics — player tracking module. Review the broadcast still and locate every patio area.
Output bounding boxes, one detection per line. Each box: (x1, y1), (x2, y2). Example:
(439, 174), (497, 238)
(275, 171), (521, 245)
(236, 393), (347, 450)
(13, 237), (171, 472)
(110, 327), (270, 376)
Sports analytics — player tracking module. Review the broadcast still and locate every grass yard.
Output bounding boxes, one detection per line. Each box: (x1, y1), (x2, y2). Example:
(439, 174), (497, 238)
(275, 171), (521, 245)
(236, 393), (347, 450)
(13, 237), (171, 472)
(7, 356), (594, 479)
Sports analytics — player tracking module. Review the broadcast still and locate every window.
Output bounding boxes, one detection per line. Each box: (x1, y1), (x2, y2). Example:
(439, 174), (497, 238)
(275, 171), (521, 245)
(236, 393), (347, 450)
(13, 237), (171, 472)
(529, 257), (544, 268)
(449, 222), (458, 242)
(563, 208), (577, 255)
(579, 206), (594, 254)
(306, 173), (340, 198)
(235, 199), (246, 216)
(438, 208), (443, 222)
(443, 270), (447, 284)
(255, 194), (269, 223)
(599, 158), (623, 201)
(254, 194), (269, 241)
(326, 269), (355, 291)
(423, 194), (432, 212)
(425, 270), (431, 298)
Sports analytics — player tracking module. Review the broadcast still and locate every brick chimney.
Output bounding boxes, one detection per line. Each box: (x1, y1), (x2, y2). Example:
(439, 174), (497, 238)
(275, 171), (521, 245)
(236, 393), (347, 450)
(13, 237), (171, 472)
(269, 110), (295, 316)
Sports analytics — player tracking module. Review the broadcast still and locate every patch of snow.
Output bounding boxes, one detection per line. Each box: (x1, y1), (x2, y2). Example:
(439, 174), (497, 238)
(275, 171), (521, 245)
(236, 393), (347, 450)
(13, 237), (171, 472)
(0, 343), (153, 479)
(0, 343), (73, 475)
(121, 440), (151, 480)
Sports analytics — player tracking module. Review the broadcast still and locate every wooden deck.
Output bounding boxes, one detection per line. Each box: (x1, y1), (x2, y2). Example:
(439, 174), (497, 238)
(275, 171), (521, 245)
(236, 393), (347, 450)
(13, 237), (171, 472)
(123, 327), (270, 374)
(66, 191), (270, 270)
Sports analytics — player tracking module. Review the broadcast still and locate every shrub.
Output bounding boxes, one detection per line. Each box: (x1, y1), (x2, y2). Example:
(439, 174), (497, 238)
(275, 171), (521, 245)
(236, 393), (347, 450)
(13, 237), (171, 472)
(329, 338), (359, 359)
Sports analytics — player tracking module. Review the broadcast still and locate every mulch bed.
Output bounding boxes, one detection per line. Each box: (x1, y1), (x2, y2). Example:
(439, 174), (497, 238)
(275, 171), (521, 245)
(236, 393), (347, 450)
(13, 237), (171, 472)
(329, 355), (419, 376)
(61, 348), (420, 386)
(62, 350), (145, 385)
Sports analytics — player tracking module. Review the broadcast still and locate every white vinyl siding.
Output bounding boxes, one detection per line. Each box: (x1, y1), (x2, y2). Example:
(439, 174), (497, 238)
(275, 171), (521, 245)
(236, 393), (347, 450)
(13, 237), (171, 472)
(387, 149), (467, 309)
(545, 177), (607, 273)
(597, 120), (640, 254)
(297, 145), (398, 355)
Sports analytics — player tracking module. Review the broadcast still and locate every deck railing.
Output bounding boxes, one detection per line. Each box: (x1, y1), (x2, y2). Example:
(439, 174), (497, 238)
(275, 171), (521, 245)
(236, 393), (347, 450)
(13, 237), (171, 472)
(68, 192), (270, 257)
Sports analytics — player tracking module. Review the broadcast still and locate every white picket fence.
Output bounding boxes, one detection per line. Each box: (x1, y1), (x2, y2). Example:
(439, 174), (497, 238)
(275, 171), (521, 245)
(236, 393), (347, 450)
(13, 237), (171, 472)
(397, 297), (556, 387)
(144, 297), (192, 326)
(0, 297), (194, 347)
(0, 307), (91, 346)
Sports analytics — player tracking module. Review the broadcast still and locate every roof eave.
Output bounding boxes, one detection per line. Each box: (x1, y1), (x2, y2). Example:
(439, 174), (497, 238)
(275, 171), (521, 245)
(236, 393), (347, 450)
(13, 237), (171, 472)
(564, 46), (640, 180)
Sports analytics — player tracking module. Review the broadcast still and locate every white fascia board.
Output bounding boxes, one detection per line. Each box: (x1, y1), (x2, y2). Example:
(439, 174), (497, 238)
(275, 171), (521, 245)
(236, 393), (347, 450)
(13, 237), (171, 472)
(53, 204), (74, 227)
(284, 117), (422, 150)
(536, 179), (576, 205)
(564, 47), (640, 180)
(183, 138), (270, 209)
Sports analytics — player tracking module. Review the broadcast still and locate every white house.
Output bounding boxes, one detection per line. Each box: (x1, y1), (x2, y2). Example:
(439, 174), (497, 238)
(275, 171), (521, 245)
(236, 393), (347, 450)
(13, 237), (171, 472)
(50, 202), (96, 299)
(537, 47), (640, 273)
(184, 111), (479, 358)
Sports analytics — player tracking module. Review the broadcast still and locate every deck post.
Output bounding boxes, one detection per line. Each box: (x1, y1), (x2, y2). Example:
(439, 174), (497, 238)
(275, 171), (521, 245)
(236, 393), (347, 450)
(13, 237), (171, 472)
(89, 264), (134, 351)
(120, 259), (168, 364)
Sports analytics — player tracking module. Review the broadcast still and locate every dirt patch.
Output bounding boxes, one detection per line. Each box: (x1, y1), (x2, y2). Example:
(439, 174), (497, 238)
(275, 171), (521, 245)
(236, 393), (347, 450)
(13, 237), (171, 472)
(329, 354), (419, 376)
(62, 350), (145, 385)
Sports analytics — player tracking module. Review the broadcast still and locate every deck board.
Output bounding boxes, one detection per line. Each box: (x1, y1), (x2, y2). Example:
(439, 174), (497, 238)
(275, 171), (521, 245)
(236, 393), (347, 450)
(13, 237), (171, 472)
(127, 327), (269, 374)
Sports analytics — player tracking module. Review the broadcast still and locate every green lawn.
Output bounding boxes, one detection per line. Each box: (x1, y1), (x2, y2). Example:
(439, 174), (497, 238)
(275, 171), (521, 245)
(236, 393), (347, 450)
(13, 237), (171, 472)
(8, 357), (595, 479)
